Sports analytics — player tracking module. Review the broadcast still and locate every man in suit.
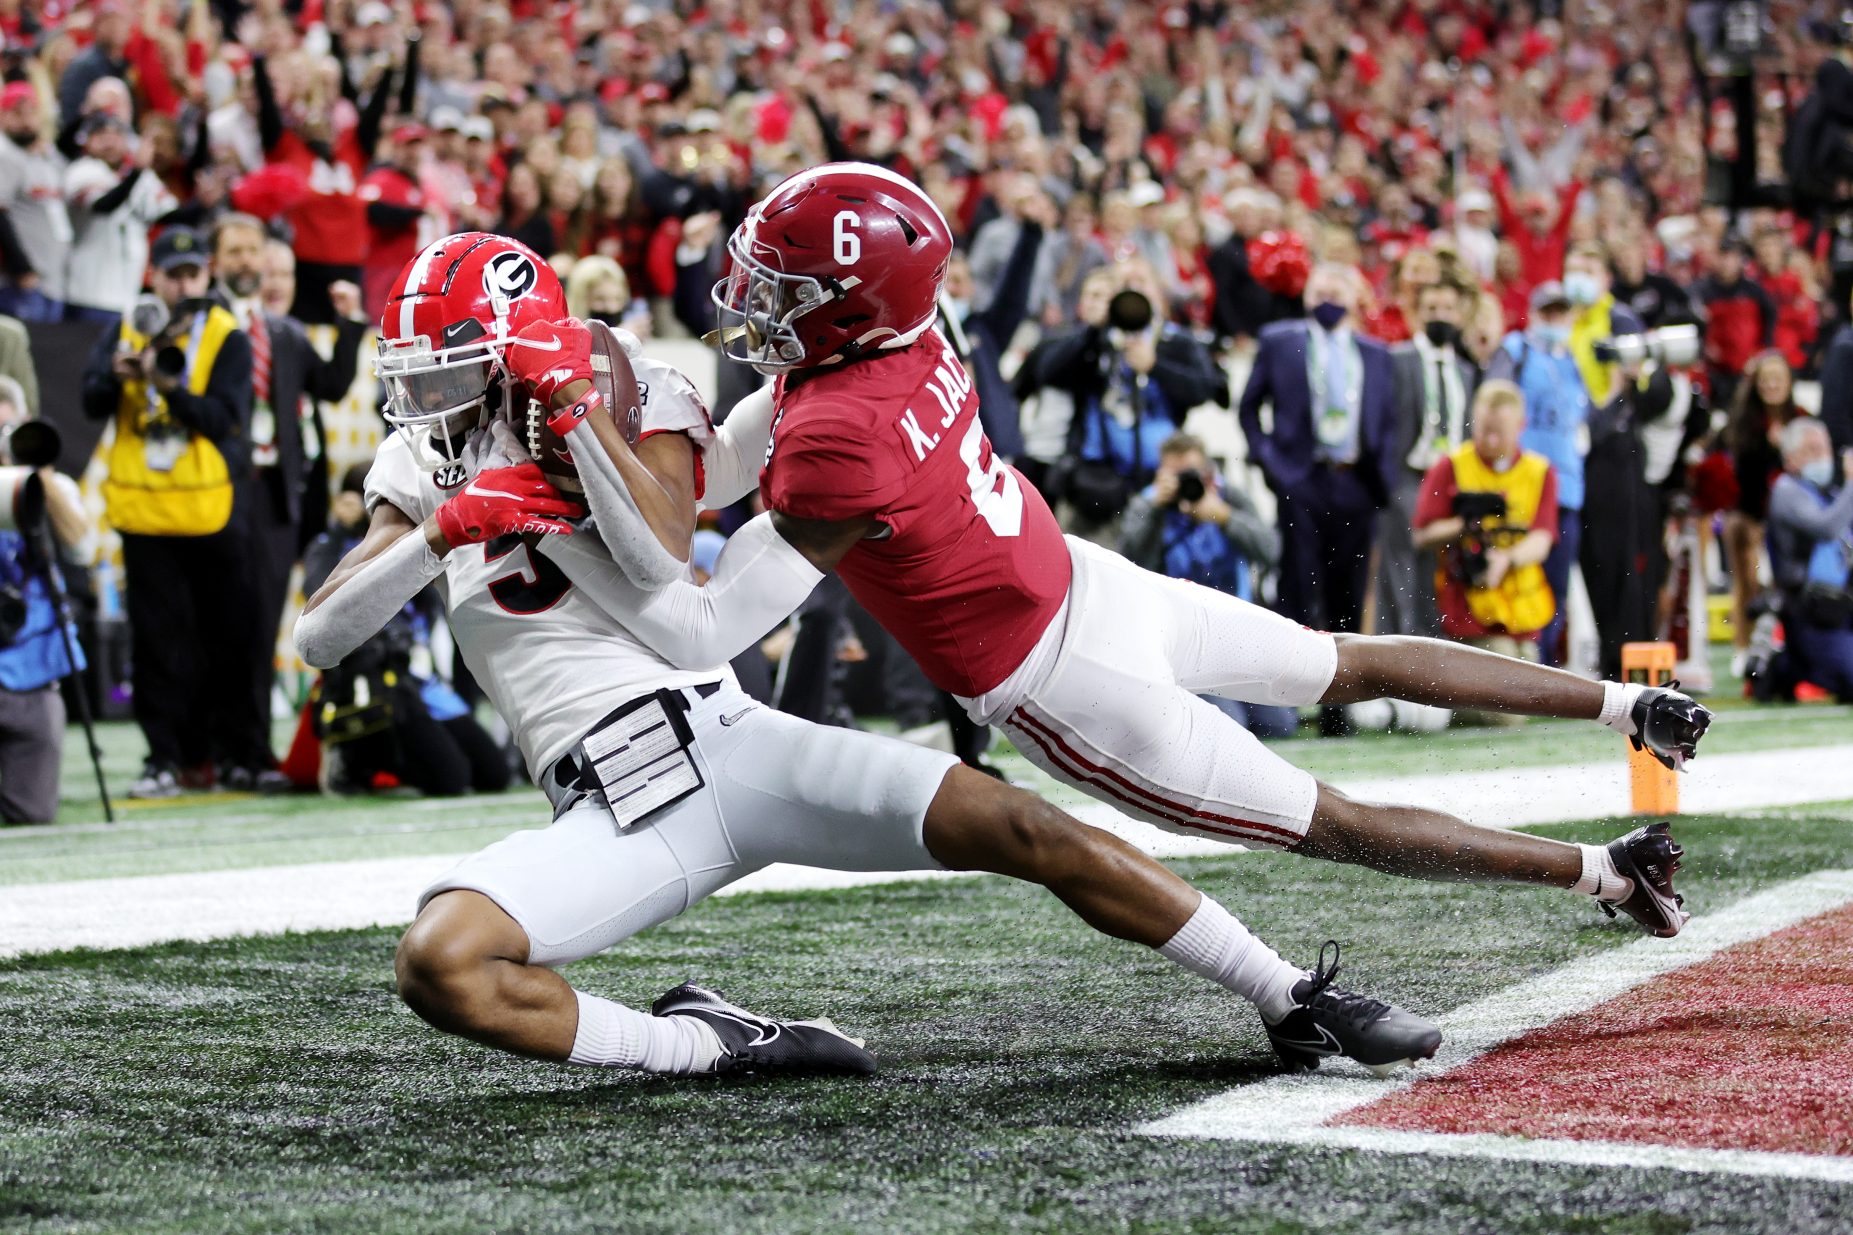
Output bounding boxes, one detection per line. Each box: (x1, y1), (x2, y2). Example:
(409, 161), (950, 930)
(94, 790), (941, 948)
(209, 214), (368, 759)
(1379, 274), (1479, 637)
(1239, 262), (1396, 731)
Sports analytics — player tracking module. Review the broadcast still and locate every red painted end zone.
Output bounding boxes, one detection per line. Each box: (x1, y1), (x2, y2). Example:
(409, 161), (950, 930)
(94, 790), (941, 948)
(1338, 905), (1853, 1157)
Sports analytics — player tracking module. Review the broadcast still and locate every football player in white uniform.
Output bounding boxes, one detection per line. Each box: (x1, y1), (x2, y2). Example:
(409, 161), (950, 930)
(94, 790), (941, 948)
(295, 232), (1442, 1080)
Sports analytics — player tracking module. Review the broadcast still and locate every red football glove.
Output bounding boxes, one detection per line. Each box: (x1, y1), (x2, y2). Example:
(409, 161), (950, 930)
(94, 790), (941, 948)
(434, 461), (586, 548)
(505, 317), (594, 407)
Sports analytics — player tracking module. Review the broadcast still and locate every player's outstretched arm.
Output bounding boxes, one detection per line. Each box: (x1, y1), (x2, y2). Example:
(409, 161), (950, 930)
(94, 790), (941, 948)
(538, 509), (870, 669)
(697, 383), (777, 512)
(295, 501), (446, 669)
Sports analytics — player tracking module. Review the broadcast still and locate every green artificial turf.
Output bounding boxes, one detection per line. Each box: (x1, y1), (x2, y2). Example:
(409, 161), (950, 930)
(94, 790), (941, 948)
(4, 808), (1852, 1234)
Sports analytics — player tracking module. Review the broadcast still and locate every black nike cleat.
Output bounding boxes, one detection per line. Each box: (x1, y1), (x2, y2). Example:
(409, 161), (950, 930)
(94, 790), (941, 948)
(1601, 820), (1688, 937)
(1262, 942), (1442, 1077)
(650, 982), (878, 1076)
(1628, 683), (1713, 771)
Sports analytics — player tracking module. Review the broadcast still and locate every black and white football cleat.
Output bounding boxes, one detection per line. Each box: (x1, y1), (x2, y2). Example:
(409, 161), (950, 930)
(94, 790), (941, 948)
(651, 982), (878, 1076)
(1628, 683), (1713, 771)
(1262, 942), (1443, 1078)
(1601, 820), (1689, 937)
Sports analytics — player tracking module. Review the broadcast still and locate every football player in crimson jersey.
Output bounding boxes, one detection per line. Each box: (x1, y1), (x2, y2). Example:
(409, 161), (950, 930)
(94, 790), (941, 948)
(293, 231), (1446, 1080)
(538, 162), (1709, 941)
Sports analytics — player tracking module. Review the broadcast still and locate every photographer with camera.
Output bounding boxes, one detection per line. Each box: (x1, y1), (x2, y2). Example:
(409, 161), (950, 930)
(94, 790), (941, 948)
(1763, 417), (1853, 701)
(1028, 259), (1225, 535)
(1412, 381), (1560, 705)
(1484, 280), (1589, 667)
(80, 226), (271, 799)
(0, 377), (93, 823)
(1118, 433), (1295, 738)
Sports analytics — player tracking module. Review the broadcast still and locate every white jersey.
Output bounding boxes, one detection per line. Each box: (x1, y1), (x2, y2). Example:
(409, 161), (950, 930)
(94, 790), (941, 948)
(365, 358), (727, 779)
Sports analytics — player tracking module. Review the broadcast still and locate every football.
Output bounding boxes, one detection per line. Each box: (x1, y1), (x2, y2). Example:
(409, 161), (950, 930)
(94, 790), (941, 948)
(528, 318), (644, 494)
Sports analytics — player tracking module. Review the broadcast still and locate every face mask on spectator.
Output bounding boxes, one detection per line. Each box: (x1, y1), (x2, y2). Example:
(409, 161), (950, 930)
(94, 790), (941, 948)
(1310, 301), (1347, 330)
(1563, 272), (1600, 306)
(1423, 320), (1459, 349)
(1531, 321), (1570, 348)
(1801, 458), (1835, 488)
(591, 310), (626, 326)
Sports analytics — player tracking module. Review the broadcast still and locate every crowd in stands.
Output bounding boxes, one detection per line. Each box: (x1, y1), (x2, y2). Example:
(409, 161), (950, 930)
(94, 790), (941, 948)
(4, 0), (1853, 814)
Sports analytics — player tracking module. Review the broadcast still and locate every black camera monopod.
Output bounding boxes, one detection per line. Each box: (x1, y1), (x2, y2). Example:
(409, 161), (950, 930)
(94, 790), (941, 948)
(0, 420), (114, 822)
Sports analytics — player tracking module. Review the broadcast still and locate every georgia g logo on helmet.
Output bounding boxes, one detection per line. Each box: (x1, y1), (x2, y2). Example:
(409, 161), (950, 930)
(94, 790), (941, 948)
(484, 250), (539, 301)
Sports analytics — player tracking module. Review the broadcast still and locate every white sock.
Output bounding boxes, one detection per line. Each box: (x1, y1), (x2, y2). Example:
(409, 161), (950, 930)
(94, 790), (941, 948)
(1598, 681), (1645, 736)
(1571, 843), (1635, 902)
(1157, 894), (1304, 1023)
(567, 989), (726, 1075)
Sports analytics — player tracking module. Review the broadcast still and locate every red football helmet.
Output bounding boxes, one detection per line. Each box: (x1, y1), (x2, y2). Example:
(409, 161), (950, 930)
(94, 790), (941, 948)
(376, 232), (567, 472)
(712, 162), (953, 372)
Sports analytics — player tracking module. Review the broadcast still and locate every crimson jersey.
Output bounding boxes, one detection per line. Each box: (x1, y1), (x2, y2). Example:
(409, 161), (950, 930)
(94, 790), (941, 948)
(761, 331), (1071, 697)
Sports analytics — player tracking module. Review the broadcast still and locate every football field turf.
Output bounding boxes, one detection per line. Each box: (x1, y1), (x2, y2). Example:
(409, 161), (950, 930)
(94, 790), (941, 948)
(3, 708), (1853, 1233)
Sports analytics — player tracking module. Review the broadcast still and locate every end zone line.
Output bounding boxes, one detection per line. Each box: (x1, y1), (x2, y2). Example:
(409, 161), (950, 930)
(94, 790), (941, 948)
(1140, 869), (1853, 1184)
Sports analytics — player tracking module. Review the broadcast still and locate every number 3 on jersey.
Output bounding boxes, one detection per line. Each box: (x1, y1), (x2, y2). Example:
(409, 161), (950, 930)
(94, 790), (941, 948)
(483, 535), (573, 614)
(959, 417), (1022, 538)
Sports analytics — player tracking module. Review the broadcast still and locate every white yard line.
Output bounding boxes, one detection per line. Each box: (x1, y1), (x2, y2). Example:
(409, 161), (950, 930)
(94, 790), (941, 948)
(1140, 869), (1853, 1183)
(5, 744), (1851, 960)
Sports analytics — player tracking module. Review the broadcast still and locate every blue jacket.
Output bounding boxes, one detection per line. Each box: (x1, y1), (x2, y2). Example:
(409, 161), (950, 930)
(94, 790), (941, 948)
(1487, 331), (1593, 510)
(0, 533), (83, 692)
(1238, 318), (1396, 507)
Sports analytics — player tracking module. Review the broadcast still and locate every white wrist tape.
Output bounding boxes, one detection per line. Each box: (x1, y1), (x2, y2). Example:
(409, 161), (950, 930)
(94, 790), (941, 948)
(541, 512), (821, 669)
(294, 529), (445, 669)
(1599, 680), (1644, 735)
(564, 420), (687, 591)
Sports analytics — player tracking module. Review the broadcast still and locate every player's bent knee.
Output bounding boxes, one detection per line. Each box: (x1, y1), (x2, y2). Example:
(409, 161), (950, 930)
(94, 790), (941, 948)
(923, 767), (1069, 877)
(394, 891), (526, 1031)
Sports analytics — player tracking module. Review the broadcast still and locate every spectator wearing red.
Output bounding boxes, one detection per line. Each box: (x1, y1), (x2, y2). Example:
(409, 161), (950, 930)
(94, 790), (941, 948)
(1694, 238), (1776, 408)
(582, 158), (660, 295)
(1492, 168), (1583, 290)
(1752, 229), (1821, 374)
(358, 125), (431, 319)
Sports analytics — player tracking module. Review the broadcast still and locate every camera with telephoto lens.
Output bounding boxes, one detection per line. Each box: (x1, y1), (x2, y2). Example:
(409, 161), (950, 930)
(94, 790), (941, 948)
(1170, 468), (1207, 506)
(1591, 324), (1701, 368)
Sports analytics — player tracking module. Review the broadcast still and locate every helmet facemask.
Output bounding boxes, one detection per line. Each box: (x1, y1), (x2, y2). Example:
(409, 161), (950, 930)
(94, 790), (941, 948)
(378, 317), (519, 474)
(709, 232), (847, 373)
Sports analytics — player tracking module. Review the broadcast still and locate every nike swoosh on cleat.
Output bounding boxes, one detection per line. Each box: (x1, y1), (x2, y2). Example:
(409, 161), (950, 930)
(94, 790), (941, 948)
(700, 1007), (782, 1048)
(1272, 1024), (1344, 1056)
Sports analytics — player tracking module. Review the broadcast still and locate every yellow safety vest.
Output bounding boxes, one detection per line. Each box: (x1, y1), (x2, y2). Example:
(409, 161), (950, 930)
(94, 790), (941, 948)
(1447, 442), (1557, 636)
(1569, 293), (1619, 406)
(102, 305), (238, 536)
